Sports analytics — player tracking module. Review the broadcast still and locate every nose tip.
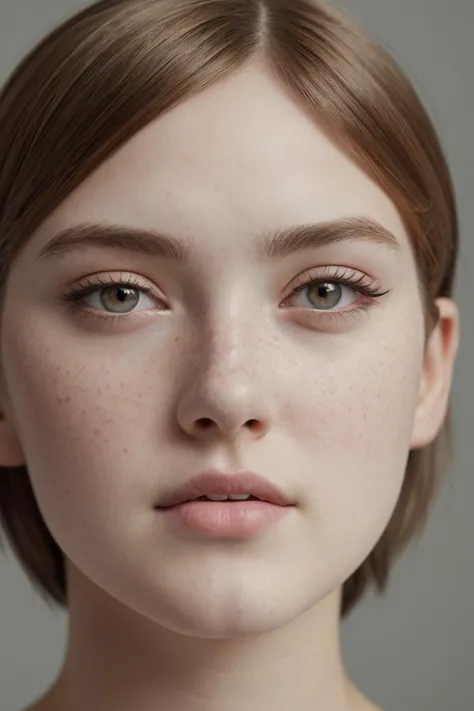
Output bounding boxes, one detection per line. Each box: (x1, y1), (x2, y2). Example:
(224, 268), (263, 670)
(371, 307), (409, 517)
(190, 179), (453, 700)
(176, 372), (273, 441)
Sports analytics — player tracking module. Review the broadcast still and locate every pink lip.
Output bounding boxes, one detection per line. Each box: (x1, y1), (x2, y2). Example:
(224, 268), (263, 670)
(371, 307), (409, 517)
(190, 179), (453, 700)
(156, 469), (295, 508)
(155, 469), (295, 539)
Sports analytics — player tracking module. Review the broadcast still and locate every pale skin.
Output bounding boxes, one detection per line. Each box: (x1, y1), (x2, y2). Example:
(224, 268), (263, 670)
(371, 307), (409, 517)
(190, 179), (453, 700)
(0, 62), (459, 711)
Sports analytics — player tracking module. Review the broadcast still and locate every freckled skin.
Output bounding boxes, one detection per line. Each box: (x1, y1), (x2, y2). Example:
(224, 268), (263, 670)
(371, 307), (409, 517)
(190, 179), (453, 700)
(0, 63), (458, 711)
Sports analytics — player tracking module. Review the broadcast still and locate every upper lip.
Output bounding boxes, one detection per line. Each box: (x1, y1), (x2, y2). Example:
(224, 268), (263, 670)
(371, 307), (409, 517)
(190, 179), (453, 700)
(156, 469), (295, 508)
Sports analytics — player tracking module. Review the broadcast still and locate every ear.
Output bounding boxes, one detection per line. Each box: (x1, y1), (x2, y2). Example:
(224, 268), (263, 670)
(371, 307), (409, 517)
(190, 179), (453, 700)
(410, 297), (460, 449)
(0, 372), (26, 467)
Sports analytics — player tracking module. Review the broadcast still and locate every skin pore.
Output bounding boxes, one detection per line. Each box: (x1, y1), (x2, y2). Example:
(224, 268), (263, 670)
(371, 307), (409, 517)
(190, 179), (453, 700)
(0, 62), (458, 711)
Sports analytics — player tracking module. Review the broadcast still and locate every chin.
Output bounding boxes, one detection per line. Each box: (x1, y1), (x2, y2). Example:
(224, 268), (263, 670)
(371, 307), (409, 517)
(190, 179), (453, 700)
(130, 577), (321, 640)
(155, 604), (304, 639)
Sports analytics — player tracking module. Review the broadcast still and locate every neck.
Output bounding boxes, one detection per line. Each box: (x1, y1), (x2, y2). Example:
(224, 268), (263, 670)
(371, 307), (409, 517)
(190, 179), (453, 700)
(33, 565), (376, 711)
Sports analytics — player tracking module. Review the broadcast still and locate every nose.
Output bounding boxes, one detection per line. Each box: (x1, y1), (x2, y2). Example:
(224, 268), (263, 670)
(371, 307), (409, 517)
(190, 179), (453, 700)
(177, 382), (272, 443)
(175, 341), (274, 444)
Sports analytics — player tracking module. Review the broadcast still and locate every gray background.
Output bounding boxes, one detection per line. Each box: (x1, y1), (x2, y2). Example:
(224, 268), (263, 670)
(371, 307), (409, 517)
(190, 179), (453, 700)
(0, 1), (472, 710)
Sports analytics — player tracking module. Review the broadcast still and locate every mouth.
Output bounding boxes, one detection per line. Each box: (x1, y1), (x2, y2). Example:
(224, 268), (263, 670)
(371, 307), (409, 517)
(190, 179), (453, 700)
(156, 469), (295, 509)
(154, 470), (295, 539)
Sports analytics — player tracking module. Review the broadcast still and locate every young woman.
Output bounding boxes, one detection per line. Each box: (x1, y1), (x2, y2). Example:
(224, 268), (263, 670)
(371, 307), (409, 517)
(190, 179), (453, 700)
(0, 1), (460, 710)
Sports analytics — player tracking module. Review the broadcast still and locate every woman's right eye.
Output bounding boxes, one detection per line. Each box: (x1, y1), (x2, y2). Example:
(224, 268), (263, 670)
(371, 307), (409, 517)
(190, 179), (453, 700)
(59, 274), (163, 322)
(82, 283), (156, 313)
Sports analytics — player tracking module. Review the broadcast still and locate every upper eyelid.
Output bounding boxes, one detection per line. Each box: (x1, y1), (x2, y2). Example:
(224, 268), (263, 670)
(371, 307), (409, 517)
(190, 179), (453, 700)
(291, 264), (375, 284)
(63, 266), (383, 307)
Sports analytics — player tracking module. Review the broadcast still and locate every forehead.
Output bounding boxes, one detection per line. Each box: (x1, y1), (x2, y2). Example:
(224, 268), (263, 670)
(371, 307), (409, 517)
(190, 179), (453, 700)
(29, 64), (410, 259)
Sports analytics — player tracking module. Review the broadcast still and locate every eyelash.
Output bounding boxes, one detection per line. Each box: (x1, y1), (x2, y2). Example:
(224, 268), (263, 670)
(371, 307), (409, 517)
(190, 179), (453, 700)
(284, 266), (390, 323)
(59, 267), (391, 325)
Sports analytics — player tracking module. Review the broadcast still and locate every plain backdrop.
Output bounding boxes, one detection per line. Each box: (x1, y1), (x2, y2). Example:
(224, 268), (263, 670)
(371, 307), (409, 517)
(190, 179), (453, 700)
(0, 1), (472, 710)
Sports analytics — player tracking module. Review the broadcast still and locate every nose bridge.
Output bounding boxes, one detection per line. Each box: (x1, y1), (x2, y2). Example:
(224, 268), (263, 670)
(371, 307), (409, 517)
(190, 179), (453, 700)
(204, 307), (258, 369)
(192, 275), (266, 368)
(192, 307), (263, 396)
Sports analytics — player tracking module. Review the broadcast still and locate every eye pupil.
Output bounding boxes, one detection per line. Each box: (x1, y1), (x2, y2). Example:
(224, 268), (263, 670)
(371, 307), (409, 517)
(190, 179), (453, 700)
(102, 286), (139, 312)
(116, 287), (129, 302)
(309, 282), (341, 309)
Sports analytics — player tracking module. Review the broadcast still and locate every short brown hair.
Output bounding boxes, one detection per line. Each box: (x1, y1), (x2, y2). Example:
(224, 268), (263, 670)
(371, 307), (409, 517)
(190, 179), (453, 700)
(0, 0), (458, 618)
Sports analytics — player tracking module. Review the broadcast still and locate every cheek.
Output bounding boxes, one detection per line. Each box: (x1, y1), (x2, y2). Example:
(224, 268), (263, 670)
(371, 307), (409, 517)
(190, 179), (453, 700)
(284, 320), (424, 549)
(2, 318), (164, 540)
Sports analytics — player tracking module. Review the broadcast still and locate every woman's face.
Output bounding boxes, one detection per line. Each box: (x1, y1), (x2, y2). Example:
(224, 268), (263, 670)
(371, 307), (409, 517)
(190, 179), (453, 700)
(0, 64), (447, 635)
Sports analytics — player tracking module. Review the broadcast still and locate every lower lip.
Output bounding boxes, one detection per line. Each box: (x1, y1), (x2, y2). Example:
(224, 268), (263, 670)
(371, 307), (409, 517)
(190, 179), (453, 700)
(157, 500), (291, 538)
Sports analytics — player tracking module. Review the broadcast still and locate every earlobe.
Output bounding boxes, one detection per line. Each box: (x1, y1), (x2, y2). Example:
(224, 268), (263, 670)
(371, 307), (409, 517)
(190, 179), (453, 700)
(410, 297), (460, 450)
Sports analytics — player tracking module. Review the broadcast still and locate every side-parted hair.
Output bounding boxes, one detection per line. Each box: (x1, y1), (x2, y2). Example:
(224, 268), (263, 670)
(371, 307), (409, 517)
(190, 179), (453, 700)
(0, 0), (458, 618)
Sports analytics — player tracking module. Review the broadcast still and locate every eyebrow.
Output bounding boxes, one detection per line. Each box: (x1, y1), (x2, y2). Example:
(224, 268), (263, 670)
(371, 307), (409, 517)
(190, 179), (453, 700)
(36, 216), (400, 264)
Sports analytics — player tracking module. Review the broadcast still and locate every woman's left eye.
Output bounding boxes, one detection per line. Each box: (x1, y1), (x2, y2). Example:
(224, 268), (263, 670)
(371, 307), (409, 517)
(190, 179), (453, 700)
(282, 267), (390, 314)
(288, 279), (357, 311)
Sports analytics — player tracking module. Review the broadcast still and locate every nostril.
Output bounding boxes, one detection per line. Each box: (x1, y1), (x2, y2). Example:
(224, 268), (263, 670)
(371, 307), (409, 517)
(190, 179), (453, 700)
(195, 418), (261, 433)
(198, 419), (214, 430)
(246, 419), (263, 432)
